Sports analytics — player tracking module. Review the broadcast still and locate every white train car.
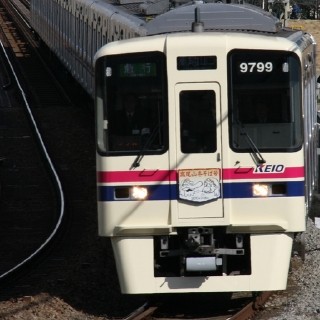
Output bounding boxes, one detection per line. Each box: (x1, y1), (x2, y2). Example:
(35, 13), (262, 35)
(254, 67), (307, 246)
(94, 3), (318, 294)
(31, 0), (146, 95)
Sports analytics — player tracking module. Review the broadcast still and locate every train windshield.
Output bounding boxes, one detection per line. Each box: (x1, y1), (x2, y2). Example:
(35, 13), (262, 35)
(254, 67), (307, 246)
(95, 52), (167, 155)
(228, 50), (302, 152)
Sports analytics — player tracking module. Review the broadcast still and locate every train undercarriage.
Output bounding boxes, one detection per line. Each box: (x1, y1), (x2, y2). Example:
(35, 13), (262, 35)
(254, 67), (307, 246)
(154, 227), (251, 277)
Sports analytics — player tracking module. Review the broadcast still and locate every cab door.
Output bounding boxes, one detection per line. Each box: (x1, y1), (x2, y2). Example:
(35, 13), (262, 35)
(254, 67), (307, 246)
(172, 82), (223, 222)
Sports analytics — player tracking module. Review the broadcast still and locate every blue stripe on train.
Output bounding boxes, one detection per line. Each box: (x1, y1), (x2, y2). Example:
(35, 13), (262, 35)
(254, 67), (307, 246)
(98, 181), (305, 201)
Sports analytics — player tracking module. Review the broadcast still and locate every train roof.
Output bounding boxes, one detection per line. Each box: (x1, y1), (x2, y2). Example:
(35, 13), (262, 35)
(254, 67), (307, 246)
(145, 3), (282, 35)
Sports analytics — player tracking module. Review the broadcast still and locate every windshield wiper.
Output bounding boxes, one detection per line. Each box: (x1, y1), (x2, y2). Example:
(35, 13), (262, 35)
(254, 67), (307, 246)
(240, 129), (266, 166)
(130, 123), (163, 169)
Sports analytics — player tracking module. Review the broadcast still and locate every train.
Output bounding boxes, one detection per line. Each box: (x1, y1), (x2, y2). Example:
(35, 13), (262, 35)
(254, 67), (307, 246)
(31, 0), (150, 96)
(30, 0), (318, 294)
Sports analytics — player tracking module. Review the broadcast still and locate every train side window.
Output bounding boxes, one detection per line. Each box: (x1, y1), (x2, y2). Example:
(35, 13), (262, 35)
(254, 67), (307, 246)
(180, 90), (216, 153)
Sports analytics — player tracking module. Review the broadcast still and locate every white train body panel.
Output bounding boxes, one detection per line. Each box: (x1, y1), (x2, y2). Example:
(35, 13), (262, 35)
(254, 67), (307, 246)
(95, 16), (318, 293)
(111, 234), (293, 293)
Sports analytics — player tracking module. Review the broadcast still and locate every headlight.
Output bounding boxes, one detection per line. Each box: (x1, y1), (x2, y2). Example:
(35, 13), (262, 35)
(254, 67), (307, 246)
(252, 183), (269, 197)
(252, 183), (287, 197)
(131, 186), (148, 200)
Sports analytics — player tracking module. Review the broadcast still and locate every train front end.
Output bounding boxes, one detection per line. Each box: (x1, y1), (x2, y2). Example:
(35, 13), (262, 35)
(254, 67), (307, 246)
(94, 26), (316, 293)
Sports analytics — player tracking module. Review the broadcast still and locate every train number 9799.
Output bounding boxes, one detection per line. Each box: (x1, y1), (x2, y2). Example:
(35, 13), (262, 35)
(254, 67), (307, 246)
(239, 62), (273, 73)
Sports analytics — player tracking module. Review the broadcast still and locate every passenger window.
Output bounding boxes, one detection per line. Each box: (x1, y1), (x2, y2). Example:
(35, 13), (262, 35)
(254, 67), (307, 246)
(180, 90), (216, 153)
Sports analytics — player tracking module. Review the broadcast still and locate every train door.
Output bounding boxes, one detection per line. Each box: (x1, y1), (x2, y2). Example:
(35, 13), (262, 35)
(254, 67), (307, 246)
(172, 82), (223, 221)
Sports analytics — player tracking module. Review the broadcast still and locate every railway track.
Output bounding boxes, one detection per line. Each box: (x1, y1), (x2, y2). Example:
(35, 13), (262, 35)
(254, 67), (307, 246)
(1, 0), (74, 108)
(122, 292), (273, 320)
(0, 0), (95, 289)
(0, 5), (60, 281)
(0, 1), (277, 319)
